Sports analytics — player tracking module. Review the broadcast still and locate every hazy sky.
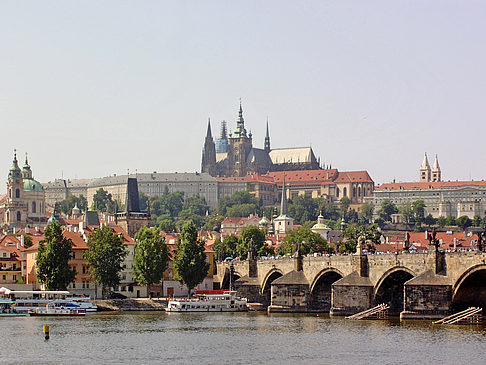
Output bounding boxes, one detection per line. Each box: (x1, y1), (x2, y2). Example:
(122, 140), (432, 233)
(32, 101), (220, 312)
(2, 1), (486, 187)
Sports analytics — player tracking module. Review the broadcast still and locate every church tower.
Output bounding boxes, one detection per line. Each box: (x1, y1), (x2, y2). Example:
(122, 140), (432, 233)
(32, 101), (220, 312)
(264, 120), (270, 152)
(431, 154), (441, 182)
(201, 118), (217, 176)
(5, 150), (28, 230)
(273, 176), (294, 234)
(420, 153), (431, 182)
(227, 100), (253, 177)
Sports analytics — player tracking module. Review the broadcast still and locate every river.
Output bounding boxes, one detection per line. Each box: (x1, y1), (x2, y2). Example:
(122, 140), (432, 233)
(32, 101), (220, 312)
(2, 312), (486, 364)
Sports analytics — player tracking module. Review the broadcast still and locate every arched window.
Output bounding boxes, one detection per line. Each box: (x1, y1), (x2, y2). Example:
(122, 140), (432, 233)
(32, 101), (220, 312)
(353, 187), (356, 197)
(16, 211), (21, 221)
(8, 189), (11, 198)
(336, 188), (340, 198)
(358, 187), (361, 197)
(6, 212), (9, 222)
(32, 201), (36, 213)
(343, 187), (347, 197)
(15, 189), (20, 198)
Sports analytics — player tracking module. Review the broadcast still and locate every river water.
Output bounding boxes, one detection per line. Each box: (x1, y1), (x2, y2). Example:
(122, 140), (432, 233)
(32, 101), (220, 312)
(2, 312), (486, 364)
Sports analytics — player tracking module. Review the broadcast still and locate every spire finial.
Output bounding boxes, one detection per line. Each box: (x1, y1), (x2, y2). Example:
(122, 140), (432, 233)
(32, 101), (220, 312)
(13, 149), (17, 162)
(206, 118), (213, 139)
(25, 152), (28, 165)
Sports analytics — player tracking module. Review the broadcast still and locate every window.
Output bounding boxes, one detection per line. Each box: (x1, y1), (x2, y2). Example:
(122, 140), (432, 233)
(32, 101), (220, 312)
(15, 189), (20, 198)
(72, 282), (76, 289)
(16, 211), (21, 222)
(2, 275), (5, 280)
(13, 275), (17, 281)
(32, 202), (36, 213)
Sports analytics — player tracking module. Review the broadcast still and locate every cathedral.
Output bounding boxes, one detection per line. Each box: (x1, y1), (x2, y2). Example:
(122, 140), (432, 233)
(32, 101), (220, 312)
(201, 102), (321, 177)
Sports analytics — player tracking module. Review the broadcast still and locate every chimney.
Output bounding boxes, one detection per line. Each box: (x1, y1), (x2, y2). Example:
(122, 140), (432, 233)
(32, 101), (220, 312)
(25, 227), (29, 234)
(453, 238), (457, 250)
(79, 221), (85, 235)
(425, 230), (428, 239)
(20, 235), (24, 247)
(13, 227), (16, 234)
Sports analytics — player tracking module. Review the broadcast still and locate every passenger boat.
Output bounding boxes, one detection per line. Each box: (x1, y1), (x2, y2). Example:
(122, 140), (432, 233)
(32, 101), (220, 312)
(29, 303), (86, 317)
(0, 300), (28, 317)
(165, 290), (248, 312)
(2, 290), (97, 313)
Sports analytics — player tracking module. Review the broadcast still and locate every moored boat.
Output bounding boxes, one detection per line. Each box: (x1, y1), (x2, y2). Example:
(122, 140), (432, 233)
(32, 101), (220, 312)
(165, 290), (248, 312)
(0, 300), (28, 317)
(29, 303), (86, 317)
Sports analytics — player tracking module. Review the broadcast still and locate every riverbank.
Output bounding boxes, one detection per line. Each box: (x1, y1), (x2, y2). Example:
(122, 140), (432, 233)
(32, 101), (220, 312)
(93, 298), (167, 311)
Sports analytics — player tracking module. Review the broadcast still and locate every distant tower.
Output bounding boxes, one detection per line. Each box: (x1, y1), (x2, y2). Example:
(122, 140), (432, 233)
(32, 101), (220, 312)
(5, 150), (28, 230)
(431, 155), (441, 182)
(227, 100), (253, 177)
(420, 153), (431, 182)
(215, 121), (228, 153)
(264, 119), (270, 152)
(273, 176), (294, 234)
(115, 177), (150, 237)
(21, 153), (33, 179)
(201, 118), (217, 176)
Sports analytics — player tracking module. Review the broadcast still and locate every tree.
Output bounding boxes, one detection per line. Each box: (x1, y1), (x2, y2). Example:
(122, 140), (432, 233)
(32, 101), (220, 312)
(456, 215), (472, 230)
(437, 216), (447, 228)
(133, 227), (169, 297)
(218, 191), (262, 216)
(173, 221), (209, 295)
(84, 225), (128, 298)
(91, 188), (115, 213)
(179, 195), (209, 228)
(412, 200), (426, 226)
(288, 195), (319, 224)
(378, 200), (398, 222)
(340, 196), (351, 219)
(158, 217), (176, 233)
(236, 225), (270, 258)
(399, 202), (414, 224)
(203, 214), (225, 232)
(473, 215), (482, 227)
(424, 214), (436, 227)
(277, 227), (328, 255)
(340, 224), (381, 254)
(445, 215), (456, 227)
(36, 221), (76, 290)
(55, 195), (88, 215)
(359, 202), (374, 224)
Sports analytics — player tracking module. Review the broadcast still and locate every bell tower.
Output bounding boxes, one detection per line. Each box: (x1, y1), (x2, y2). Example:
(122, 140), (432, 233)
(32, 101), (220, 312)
(201, 118), (217, 176)
(227, 100), (253, 177)
(420, 153), (431, 182)
(5, 150), (28, 230)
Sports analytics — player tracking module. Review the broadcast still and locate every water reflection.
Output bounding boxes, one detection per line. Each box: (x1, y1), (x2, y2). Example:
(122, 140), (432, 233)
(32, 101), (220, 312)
(2, 312), (486, 364)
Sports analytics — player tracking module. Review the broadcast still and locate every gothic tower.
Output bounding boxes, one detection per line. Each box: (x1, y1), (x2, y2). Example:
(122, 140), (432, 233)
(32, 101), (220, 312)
(264, 120), (270, 152)
(227, 101), (253, 177)
(5, 150), (28, 230)
(420, 153), (431, 182)
(431, 154), (441, 182)
(201, 118), (217, 176)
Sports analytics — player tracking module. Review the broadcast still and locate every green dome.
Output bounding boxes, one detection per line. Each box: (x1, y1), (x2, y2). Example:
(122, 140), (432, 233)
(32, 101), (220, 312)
(23, 178), (44, 192)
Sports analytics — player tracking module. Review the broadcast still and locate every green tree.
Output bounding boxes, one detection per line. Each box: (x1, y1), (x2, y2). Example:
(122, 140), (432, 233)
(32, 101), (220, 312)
(91, 188), (115, 213)
(218, 191), (262, 216)
(84, 225), (128, 298)
(236, 225), (269, 258)
(445, 215), (456, 226)
(158, 217), (176, 233)
(174, 221), (209, 295)
(340, 196), (351, 219)
(226, 203), (258, 218)
(424, 214), (436, 227)
(179, 195), (209, 228)
(36, 221), (76, 290)
(378, 200), (398, 222)
(437, 216), (447, 228)
(277, 227), (328, 255)
(55, 195), (88, 215)
(288, 195), (319, 224)
(456, 215), (472, 230)
(340, 224), (381, 254)
(359, 202), (374, 224)
(133, 227), (169, 297)
(473, 215), (482, 227)
(203, 214), (225, 232)
(399, 202), (414, 224)
(139, 192), (149, 211)
(412, 200), (426, 226)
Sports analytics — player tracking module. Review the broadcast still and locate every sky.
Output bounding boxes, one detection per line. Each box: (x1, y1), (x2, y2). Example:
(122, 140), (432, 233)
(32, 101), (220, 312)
(1, 1), (486, 187)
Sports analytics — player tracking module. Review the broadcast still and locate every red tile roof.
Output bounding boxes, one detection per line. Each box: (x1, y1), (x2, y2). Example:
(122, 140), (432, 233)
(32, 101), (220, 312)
(376, 180), (486, 191)
(334, 171), (374, 183)
(266, 169), (338, 184)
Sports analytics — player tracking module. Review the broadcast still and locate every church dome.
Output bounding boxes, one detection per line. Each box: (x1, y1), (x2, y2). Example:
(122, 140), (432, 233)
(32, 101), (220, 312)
(47, 213), (58, 226)
(23, 179), (44, 192)
(259, 216), (269, 226)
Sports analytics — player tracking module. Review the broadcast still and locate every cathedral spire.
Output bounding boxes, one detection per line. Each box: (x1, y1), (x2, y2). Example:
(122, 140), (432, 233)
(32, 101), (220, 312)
(233, 99), (247, 138)
(421, 152), (430, 170)
(280, 175), (288, 216)
(264, 119), (270, 151)
(9, 149), (21, 178)
(206, 118), (213, 139)
(432, 154), (441, 182)
(420, 152), (432, 182)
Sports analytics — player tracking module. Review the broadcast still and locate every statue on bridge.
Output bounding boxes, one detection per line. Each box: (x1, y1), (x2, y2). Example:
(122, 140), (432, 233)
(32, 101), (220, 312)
(356, 236), (366, 255)
(427, 230), (440, 252)
(477, 224), (486, 252)
(247, 238), (256, 261)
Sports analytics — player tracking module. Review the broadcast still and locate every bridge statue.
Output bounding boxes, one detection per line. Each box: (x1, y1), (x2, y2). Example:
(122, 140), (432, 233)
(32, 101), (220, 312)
(356, 235), (366, 255)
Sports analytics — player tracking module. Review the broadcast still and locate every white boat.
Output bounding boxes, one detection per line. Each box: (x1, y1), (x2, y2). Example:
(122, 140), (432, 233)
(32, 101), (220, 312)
(2, 290), (97, 313)
(29, 303), (86, 317)
(0, 300), (28, 317)
(165, 290), (248, 312)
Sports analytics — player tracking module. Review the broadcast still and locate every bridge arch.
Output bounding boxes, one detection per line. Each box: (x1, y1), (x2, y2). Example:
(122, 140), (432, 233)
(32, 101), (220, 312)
(261, 268), (283, 306)
(221, 268), (242, 290)
(309, 268), (344, 312)
(452, 264), (486, 310)
(374, 266), (415, 315)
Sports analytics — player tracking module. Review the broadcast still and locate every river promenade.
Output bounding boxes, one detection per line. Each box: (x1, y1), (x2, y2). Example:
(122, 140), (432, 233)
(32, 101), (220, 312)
(2, 312), (486, 364)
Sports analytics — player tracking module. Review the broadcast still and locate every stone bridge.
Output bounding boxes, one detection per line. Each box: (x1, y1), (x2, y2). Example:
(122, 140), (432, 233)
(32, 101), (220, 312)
(215, 251), (486, 318)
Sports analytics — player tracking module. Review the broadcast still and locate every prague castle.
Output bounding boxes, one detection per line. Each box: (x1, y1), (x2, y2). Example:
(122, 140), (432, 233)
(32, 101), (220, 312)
(202, 102), (321, 177)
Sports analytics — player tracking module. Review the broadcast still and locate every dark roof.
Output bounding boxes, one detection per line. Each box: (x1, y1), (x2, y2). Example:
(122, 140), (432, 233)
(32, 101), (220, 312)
(332, 271), (373, 286)
(84, 211), (100, 226)
(272, 270), (309, 285)
(235, 275), (260, 286)
(247, 148), (272, 166)
(404, 270), (451, 286)
(126, 177), (141, 212)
